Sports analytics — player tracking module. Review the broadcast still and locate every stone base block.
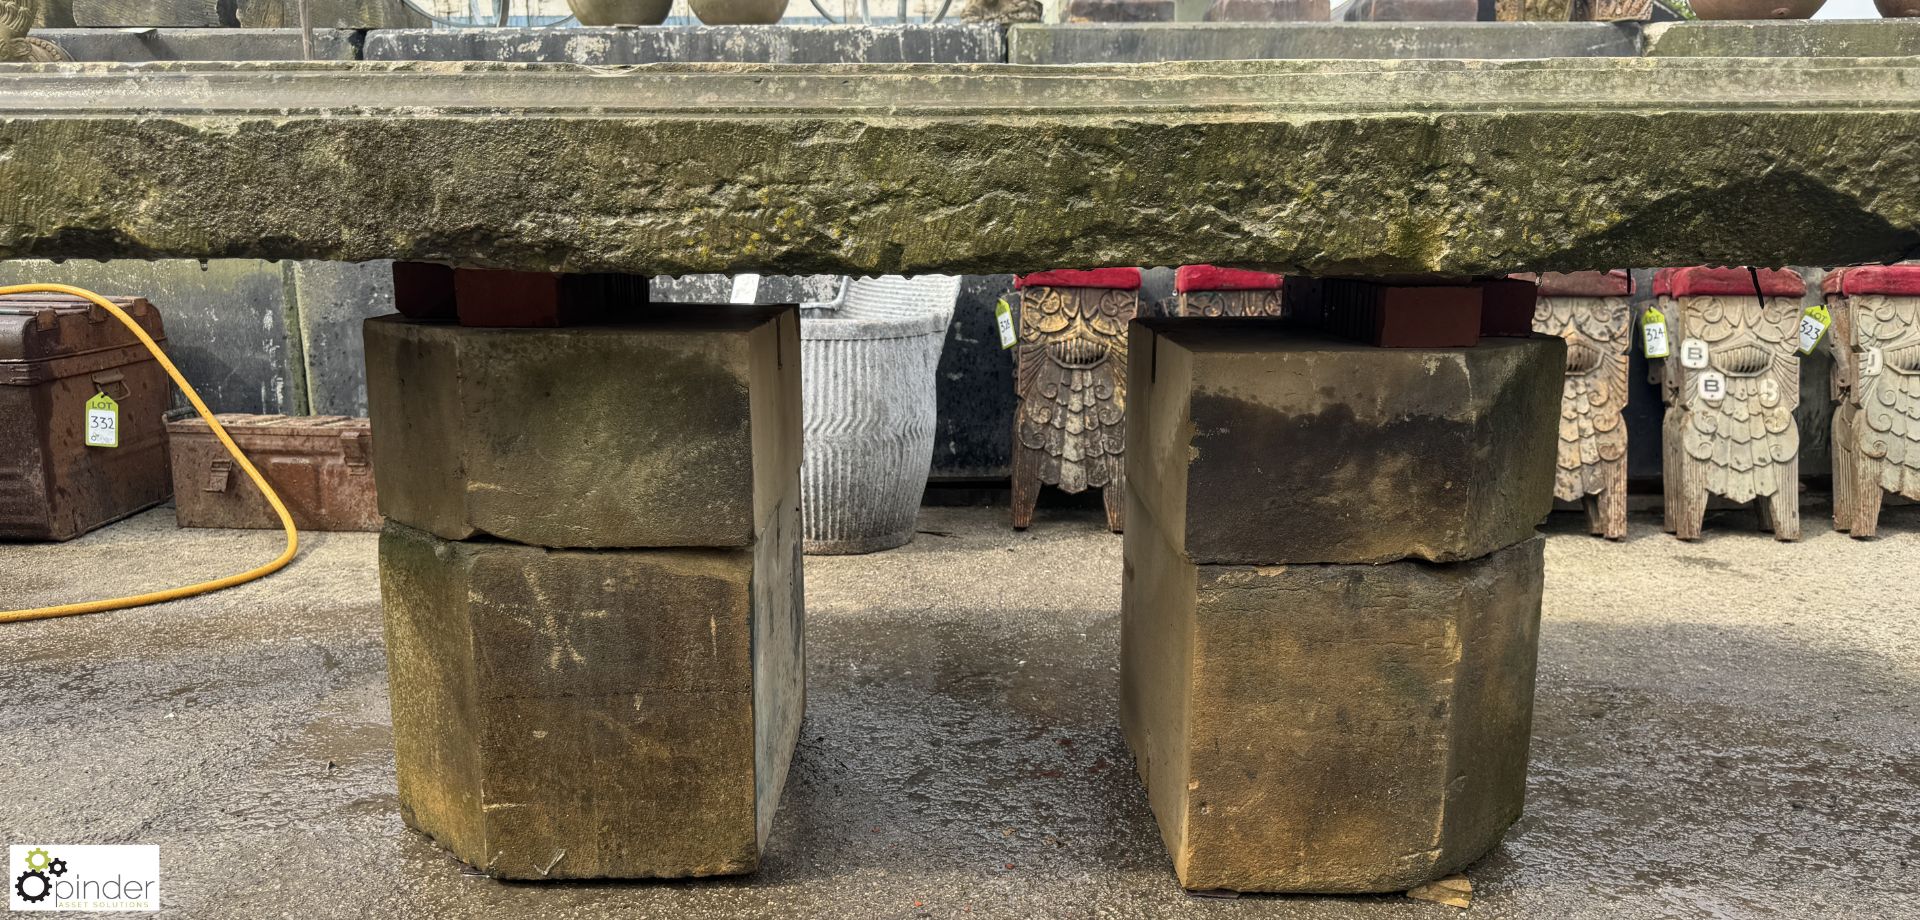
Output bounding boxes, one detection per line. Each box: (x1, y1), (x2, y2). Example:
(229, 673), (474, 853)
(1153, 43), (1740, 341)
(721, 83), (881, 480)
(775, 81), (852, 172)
(1065, 0), (1174, 20)
(363, 304), (799, 548)
(379, 507), (804, 879)
(1128, 319), (1562, 565)
(1340, 0), (1479, 18)
(1121, 523), (1545, 893)
(1203, 0), (1330, 19)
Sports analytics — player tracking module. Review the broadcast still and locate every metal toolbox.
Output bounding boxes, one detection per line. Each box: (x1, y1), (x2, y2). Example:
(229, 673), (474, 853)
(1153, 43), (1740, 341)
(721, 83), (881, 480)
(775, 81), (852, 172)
(166, 413), (378, 532)
(0, 294), (172, 541)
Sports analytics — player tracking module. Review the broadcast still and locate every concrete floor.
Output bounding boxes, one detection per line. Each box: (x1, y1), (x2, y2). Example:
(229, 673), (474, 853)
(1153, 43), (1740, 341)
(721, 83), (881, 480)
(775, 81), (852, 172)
(3, 503), (1918, 919)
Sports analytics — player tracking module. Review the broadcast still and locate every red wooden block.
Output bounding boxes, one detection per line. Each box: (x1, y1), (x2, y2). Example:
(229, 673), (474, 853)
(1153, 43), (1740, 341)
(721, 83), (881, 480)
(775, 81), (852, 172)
(1824, 264), (1920, 297)
(1015, 268), (1142, 291)
(1175, 265), (1285, 293)
(451, 270), (649, 327)
(1478, 277), (1539, 337)
(1662, 266), (1804, 299)
(391, 262), (456, 321)
(1524, 269), (1632, 299)
(1313, 278), (1483, 348)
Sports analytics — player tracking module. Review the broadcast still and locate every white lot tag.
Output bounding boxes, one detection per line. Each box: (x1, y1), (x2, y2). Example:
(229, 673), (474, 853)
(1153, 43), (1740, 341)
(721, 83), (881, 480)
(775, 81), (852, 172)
(1861, 346), (1884, 377)
(1679, 338), (1710, 370)
(1698, 370), (1726, 403)
(995, 298), (1017, 349)
(1641, 307), (1670, 358)
(85, 392), (119, 448)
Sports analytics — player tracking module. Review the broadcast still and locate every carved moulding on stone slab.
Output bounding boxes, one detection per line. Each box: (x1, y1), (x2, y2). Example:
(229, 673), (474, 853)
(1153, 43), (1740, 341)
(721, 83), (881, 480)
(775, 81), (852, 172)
(1012, 268), (1138, 533)
(1825, 264), (1920, 538)
(1653, 267), (1805, 542)
(1167, 264), (1286, 319)
(1519, 269), (1633, 540)
(1579, 0), (1652, 19)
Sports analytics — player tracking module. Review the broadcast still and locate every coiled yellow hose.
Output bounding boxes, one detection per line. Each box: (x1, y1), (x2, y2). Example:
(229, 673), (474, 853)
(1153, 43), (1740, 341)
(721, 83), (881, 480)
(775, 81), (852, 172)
(0, 282), (299, 623)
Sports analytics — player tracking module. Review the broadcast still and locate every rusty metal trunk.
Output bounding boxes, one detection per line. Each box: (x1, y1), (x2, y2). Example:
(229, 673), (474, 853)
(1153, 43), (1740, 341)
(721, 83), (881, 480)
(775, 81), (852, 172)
(0, 294), (172, 542)
(167, 414), (379, 532)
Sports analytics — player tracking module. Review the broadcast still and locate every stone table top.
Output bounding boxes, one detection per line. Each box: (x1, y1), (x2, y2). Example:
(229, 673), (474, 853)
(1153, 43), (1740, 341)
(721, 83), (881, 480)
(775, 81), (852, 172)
(0, 58), (1916, 278)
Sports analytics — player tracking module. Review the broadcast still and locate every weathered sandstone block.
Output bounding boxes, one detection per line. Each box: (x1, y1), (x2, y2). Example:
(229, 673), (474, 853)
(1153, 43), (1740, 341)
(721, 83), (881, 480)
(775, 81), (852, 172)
(3, 61), (1920, 277)
(1127, 319), (1562, 565)
(379, 507), (804, 879)
(1120, 529), (1545, 893)
(363, 304), (799, 548)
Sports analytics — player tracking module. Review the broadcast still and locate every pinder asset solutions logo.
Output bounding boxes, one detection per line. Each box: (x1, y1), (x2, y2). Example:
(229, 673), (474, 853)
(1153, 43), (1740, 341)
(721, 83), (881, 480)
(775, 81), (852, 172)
(10, 846), (158, 912)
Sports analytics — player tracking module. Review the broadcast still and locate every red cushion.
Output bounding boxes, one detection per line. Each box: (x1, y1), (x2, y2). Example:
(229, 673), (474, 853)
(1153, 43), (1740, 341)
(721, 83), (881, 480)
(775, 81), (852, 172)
(1015, 268), (1142, 291)
(1175, 265), (1284, 293)
(1666, 266), (1805, 299)
(1652, 267), (1677, 297)
(1823, 265), (1920, 297)
(1520, 270), (1631, 298)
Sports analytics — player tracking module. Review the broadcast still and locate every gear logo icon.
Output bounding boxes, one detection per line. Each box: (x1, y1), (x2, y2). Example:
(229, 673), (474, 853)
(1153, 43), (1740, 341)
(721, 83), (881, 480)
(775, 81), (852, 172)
(22, 848), (49, 872)
(13, 869), (50, 904)
(46, 858), (66, 877)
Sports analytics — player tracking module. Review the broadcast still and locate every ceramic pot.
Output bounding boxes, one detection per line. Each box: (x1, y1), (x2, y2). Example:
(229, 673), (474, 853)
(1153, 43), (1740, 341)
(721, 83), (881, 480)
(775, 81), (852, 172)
(689, 0), (785, 23)
(566, 0), (672, 24)
(1878, 0), (1920, 15)
(1686, 0), (1823, 17)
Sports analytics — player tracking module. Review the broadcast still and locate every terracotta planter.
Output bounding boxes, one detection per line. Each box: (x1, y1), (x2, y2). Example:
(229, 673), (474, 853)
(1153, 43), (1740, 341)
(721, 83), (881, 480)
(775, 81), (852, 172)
(1879, 0), (1920, 15)
(689, 0), (785, 22)
(566, 0), (671, 24)
(1686, 0), (1823, 17)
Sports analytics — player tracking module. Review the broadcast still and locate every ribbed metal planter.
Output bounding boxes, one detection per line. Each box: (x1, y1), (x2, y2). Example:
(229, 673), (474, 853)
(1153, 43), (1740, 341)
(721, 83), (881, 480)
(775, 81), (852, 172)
(800, 277), (958, 554)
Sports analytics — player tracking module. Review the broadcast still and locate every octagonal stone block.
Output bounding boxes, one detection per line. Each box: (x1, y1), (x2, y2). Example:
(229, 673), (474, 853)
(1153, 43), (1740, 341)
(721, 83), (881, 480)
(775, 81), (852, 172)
(363, 303), (798, 548)
(1121, 527), (1544, 893)
(1128, 319), (1563, 565)
(379, 501), (804, 879)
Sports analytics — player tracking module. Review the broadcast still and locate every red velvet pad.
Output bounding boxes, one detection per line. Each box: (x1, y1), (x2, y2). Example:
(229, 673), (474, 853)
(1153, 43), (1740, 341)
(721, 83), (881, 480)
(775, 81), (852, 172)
(1521, 270), (1631, 298)
(1666, 266), (1805, 299)
(1652, 267), (1677, 298)
(1014, 268), (1142, 291)
(1174, 265), (1285, 293)
(1823, 265), (1920, 297)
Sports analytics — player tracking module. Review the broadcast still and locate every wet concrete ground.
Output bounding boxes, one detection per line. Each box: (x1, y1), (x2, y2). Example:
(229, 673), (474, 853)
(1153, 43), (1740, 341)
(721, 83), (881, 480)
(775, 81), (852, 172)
(3, 504), (1918, 919)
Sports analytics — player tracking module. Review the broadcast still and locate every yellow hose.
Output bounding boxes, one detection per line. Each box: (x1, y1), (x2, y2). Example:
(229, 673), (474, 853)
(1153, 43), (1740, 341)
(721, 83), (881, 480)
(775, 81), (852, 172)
(0, 282), (299, 623)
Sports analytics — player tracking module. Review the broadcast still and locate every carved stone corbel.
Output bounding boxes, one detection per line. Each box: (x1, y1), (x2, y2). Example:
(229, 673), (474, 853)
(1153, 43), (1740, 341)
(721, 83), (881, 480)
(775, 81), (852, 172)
(1011, 268), (1138, 533)
(1655, 267), (1806, 541)
(1167, 265), (1285, 319)
(1523, 270), (1633, 540)
(1825, 264), (1920, 538)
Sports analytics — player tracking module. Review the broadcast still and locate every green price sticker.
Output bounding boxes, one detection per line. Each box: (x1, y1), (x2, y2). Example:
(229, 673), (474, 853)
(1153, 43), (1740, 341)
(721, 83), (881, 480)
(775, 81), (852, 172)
(85, 391), (120, 448)
(995, 298), (1017, 350)
(1641, 306), (1670, 359)
(1797, 304), (1832, 356)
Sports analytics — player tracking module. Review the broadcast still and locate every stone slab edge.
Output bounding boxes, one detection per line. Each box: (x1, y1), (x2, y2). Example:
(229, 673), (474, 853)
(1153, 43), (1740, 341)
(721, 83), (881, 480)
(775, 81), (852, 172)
(2, 58), (1918, 277)
(363, 24), (1007, 65)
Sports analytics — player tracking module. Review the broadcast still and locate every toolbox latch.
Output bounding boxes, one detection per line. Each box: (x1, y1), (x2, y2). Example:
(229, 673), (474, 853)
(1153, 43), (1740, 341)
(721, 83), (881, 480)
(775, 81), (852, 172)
(341, 429), (371, 471)
(90, 370), (129, 401)
(204, 458), (232, 493)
